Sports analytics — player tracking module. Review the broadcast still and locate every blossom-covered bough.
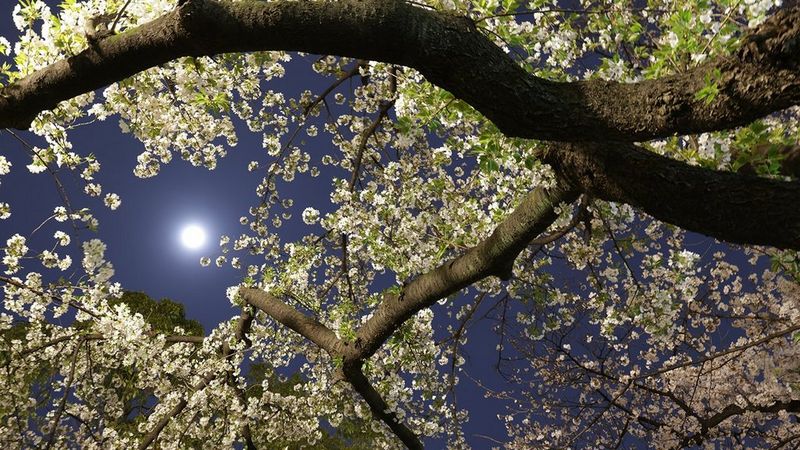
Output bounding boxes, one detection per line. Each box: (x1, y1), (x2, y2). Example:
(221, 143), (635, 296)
(1, 0), (800, 448)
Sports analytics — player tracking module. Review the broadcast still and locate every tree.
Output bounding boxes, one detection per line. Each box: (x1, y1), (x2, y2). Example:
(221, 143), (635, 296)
(0, 291), (205, 444)
(0, 0), (799, 448)
(0, 291), (375, 448)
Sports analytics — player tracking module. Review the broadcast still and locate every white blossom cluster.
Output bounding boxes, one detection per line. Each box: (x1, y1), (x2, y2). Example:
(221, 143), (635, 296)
(0, 0), (797, 448)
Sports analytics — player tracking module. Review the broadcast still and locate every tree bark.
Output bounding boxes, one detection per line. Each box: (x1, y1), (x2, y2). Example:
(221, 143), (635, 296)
(544, 142), (800, 249)
(240, 289), (343, 356)
(242, 184), (574, 362)
(1, 0), (799, 248)
(682, 399), (800, 446)
(342, 361), (423, 450)
(239, 290), (423, 448)
(2, 0), (800, 142)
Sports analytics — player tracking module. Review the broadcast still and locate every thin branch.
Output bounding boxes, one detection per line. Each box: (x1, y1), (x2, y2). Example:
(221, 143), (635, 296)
(684, 399), (800, 446)
(16, 328), (202, 358)
(637, 323), (800, 380)
(19, 331), (87, 357)
(477, 6), (672, 22)
(110, 0), (134, 33)
(528, 195), (588, 245)
(348, 99), (393, 190)
(0, 276), (98, 319)
(3, 130), (80, 233)
(348, 65), (397, 191)
(222, 308), (256, 450)
(342, 362), (423, 450)
(43, 338), (84, 450)
(302, 60), (364, 116)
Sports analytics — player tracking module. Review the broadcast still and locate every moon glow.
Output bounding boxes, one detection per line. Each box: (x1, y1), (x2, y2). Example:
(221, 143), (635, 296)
(180, 224), (206, 249)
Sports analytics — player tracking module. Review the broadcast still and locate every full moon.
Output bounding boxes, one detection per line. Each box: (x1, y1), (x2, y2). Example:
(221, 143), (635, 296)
(180, 224), (206, 249)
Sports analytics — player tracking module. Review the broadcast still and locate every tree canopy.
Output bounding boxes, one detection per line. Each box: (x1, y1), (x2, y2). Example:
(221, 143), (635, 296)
(1, 0), (800, 448)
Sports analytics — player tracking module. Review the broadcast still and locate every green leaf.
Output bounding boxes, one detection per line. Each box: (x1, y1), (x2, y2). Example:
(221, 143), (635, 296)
(695, 69), (722, 105)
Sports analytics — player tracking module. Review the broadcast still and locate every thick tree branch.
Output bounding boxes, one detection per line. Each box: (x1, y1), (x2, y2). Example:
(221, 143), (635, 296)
(2, 0), (800, 141)
(684, 399), (800, 446)
(137, 373), (215, 450)
(2, 0), (799, 248)
(240, 289), (343, 356)
(545, 141), (800, 249)
(239, 291), (423, 448)
(352, 184), (577, 360)
(221, 308), (256, 450)
(342, 361), (423, 450)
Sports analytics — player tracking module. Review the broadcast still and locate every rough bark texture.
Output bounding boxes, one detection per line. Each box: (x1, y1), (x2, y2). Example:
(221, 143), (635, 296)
(243, 185), (573, 361)
(544, 142), (800, 249)
(241, 288), (343, 355)
(2, 0), (799, 249)
(683, 400), (800, 446)
(2, 0), (800, 142)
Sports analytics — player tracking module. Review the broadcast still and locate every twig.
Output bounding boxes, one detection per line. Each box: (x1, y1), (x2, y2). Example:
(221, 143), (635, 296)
(528, 195), (588, 245)
(3, 130), (80, 233)
(478, 6), (671, 22)
(636, 323), (800, 380)
(110, 0), (134, 33)
(0, 276), (98, 319)
(348, 66), (397, 191)
(137, 373), (215, 450)
(303, 60), (364, 116)
(43, 338), (84, 450)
